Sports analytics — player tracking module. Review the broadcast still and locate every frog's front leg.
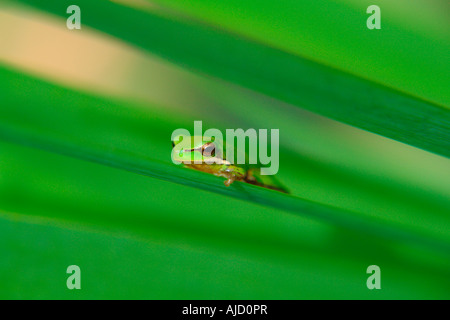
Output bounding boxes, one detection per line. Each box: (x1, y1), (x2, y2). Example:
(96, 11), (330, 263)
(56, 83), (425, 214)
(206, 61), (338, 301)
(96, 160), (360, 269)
(224, 177), (235, 187)
(220, 165), (246, 187)
(215, 170), (236, 186)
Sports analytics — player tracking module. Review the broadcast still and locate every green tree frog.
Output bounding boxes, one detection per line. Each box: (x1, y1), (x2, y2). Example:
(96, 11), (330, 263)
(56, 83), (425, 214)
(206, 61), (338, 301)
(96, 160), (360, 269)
(172, 135), (288, 193)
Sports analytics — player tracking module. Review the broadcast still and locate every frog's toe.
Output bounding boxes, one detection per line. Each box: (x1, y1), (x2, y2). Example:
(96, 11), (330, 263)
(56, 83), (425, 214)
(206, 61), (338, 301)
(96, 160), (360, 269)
(224, 178), (234, 187)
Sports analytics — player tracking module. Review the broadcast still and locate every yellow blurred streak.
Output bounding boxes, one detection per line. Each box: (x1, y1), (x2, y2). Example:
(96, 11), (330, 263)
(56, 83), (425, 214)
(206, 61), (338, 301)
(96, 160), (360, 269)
(0, 2), (204, 112)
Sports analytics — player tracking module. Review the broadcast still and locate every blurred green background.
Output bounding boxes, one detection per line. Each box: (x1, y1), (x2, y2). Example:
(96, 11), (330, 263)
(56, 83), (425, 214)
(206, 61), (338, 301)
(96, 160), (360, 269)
(0, 0), (449, 299)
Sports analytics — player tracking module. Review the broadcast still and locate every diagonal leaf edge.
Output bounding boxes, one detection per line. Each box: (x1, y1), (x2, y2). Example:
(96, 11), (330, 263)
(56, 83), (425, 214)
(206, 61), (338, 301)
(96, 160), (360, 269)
(12, 0), (450, 158)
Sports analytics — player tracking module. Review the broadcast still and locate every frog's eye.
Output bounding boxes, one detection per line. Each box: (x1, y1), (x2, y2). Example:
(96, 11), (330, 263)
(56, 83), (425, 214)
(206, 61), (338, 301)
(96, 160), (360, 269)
(202, 143), (215, 157)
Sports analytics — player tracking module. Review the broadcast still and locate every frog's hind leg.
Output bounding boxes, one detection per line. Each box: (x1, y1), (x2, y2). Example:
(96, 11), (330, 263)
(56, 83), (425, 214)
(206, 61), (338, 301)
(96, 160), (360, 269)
(244, 168), (289, 193)
(244, 169), (257, 183)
